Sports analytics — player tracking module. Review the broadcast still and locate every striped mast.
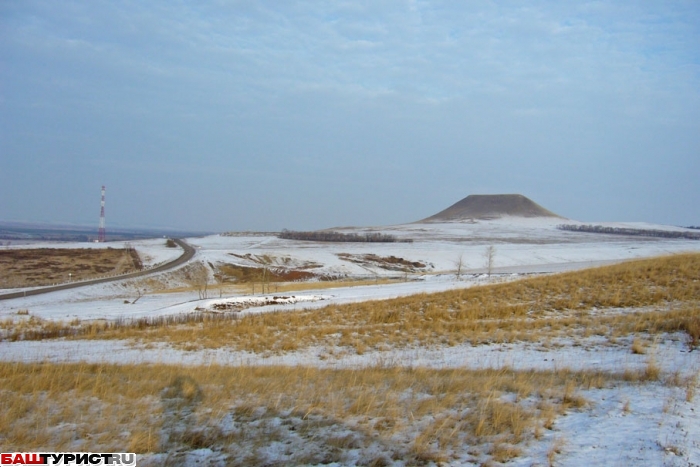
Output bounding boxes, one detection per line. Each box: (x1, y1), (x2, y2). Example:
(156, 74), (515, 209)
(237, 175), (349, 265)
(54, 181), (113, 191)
(98, 185), (106, 242)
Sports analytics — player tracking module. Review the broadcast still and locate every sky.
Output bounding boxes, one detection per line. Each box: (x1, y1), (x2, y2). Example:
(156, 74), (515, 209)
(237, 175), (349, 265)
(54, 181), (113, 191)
(1, 1), (699, 232)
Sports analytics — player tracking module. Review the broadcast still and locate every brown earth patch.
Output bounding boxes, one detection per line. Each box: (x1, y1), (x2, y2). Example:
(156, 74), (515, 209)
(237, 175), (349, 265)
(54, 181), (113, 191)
(337, 253), (429, 272)
(214, 263), (336, 284)
(0, 248), (142, 288)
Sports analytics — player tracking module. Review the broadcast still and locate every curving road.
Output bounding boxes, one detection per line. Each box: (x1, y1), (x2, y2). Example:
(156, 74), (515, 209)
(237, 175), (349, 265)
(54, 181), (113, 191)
(0, 238), (196, 301)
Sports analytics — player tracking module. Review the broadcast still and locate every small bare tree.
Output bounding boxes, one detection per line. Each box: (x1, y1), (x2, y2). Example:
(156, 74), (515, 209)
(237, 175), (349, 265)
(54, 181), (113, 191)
(128, 276), (167, 305)
(485, 245), (496, 277)
(196, 279), (209, 300)
(185, 262), (210, 300)
(253, 267), (273, 295)
(132, 288), (144, 304)
(454, 253), (465, 279)
(213, 271), (225, 298)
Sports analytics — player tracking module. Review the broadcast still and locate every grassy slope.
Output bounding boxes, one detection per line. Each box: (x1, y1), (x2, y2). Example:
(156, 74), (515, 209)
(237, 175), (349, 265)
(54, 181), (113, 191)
(1, 253), (699, 465)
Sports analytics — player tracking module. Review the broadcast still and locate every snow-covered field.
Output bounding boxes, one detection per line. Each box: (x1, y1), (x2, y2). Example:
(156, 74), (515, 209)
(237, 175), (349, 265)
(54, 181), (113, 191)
(3, 217), (697, 321)
(1, 217), (699, 465)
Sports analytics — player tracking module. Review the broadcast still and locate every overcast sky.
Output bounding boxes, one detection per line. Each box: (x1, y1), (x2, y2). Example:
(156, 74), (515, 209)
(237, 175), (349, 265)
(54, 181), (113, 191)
(1, 1), (699, 232)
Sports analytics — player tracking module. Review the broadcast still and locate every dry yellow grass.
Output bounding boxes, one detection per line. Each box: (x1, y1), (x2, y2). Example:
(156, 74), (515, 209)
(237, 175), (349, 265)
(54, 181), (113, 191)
(0, 362), (632, 464)
(0, 247), (141, 287)
(631, 337), (647, 354)
(4, 254), (699, 464)
(26, 253), (695, 355)
(4, 253), (699, 355)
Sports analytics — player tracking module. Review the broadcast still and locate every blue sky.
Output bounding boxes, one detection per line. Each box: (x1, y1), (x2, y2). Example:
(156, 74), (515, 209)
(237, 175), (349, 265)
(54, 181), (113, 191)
(1, 1), (699, 231)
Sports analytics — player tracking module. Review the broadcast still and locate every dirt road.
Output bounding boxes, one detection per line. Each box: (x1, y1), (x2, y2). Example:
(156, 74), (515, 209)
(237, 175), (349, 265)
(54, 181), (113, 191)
(0, 238), (195, 301)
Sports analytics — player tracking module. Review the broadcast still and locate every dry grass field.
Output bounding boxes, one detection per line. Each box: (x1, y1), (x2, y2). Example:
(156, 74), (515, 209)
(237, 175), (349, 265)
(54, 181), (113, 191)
(0, 248), (142, 288)
(0, 361), (673, 465)
(9, 253), (694, 355)
(1, 253), (699, 465)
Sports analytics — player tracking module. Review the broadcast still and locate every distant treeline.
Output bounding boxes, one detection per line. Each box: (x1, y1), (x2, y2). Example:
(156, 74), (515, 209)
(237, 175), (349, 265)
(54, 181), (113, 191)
(279, 229), (412, 243)
(557, 224), (700, 240)
(221, 231), (279, 237)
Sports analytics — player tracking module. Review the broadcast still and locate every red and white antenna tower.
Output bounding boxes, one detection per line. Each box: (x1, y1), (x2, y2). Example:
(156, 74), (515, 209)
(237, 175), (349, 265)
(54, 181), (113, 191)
(98, 185), (106, 242)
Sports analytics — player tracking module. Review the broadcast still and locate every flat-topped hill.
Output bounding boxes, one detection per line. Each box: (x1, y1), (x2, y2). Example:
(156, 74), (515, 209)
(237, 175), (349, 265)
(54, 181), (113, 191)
(421, 194), (563, 222)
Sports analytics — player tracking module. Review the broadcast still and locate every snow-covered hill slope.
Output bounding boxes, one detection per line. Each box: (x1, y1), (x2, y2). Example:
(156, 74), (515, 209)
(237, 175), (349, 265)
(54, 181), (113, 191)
(2, 217), (699, 322)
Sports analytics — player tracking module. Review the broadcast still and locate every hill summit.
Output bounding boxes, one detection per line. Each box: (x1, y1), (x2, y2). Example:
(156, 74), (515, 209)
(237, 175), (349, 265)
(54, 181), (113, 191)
(421, 194), (562, 222)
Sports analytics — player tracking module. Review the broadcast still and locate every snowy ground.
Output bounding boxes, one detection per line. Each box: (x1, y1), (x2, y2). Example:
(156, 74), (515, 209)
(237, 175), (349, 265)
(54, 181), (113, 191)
(2, 217), (698, 322)
(1, 217), (699, 465)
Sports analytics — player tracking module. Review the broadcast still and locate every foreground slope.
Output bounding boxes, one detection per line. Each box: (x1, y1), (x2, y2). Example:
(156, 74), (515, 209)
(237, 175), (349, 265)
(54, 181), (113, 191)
(1, 254), (699, 466)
